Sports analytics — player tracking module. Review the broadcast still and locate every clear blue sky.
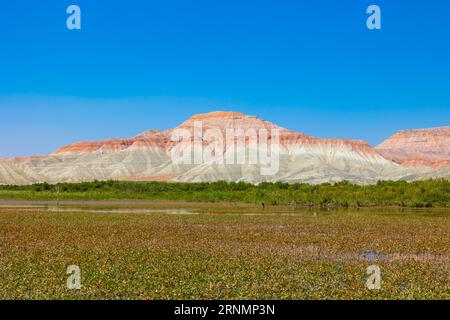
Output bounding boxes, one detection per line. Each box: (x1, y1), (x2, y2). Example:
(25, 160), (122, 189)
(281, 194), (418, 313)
(0, 0), (449, 157)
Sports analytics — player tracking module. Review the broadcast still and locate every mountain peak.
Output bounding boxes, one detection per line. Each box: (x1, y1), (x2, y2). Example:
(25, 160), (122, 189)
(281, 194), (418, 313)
(187, 111), (250, 120)
(177, 111), (287, 133)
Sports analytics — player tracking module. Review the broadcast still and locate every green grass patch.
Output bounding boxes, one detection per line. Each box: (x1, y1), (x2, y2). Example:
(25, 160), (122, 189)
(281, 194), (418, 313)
(0, 179), (449, 208)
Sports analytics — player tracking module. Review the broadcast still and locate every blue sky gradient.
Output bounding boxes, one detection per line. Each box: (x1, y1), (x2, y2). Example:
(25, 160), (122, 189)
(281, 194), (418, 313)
(0, 0), (449, 157)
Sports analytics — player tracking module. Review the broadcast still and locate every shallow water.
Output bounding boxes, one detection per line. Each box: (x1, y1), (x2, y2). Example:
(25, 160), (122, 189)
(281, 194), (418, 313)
(0, 201), (448, 217)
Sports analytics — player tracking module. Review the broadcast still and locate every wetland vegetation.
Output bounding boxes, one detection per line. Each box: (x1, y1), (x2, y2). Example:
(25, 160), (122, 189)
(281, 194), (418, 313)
(0, 204), (448, 299)
(0, 179), (449, 208)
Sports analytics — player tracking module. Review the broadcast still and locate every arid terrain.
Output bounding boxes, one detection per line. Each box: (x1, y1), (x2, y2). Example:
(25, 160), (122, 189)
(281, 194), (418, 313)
(0, 111), (449, 185)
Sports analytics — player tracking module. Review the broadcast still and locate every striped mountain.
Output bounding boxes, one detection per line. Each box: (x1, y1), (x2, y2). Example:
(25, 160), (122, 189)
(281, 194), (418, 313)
(0, 111), (448, 185)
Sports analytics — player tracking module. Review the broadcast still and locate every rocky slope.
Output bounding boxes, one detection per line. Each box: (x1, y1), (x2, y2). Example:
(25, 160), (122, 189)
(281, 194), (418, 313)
(376, 126), (450, 168)
(0, 111), (445, 185)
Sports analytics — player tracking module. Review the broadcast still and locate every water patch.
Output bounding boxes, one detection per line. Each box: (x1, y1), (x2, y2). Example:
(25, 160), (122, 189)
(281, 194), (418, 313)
(0, 205), (196, 216)
(360, 252), (387, 261)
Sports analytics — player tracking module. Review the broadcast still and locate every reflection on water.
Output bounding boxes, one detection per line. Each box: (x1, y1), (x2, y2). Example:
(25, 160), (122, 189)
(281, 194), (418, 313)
(0, 205), (196, 215)
(360, 252), (387, 260)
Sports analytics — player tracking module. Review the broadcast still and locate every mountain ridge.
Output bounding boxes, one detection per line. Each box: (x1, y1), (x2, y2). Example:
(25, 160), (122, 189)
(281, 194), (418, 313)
(0, 111), (448, 185)
(376, 126), (450, 168)
(51, 111), (378, 156)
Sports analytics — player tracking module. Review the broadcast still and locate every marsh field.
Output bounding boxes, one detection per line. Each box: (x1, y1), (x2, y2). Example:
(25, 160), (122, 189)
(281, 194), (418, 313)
(0, 201), (448, 300)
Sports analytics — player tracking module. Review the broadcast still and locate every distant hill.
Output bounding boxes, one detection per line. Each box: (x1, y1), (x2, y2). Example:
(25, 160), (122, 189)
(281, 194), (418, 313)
(0, 111), (448, 185)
